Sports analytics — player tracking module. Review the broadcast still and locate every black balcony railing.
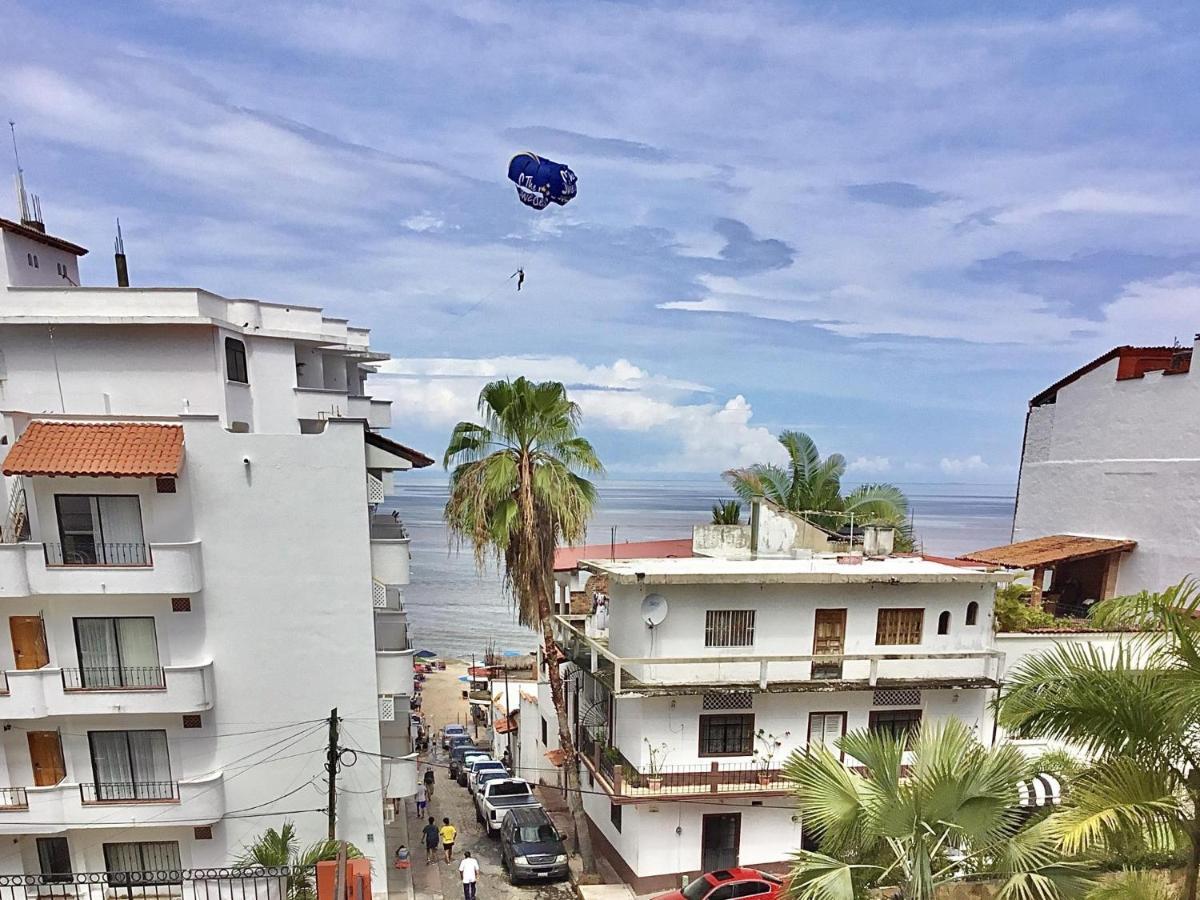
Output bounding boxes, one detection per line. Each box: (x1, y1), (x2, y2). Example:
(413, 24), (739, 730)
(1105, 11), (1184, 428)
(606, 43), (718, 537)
(79, 781), (179, 804)
(0, 867), (319, 899)
(44, 542), (151, 567)
(62, 667), (165, 691)
(0, 788), (27, 810)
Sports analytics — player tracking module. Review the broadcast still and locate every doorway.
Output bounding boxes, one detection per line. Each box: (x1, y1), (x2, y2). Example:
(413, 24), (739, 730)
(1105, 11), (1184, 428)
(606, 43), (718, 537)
(27, 731), (66, 786)
(10, 615), (49, 669)
(701, 812), (740, 871)
(812, 609), (846, 679)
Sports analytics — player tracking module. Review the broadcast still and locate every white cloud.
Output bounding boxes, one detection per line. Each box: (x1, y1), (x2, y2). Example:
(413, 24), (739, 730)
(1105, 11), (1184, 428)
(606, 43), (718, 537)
(370, 355), (783, 472)
(848, 455), (891, 474)
(939, 455), (989, 474)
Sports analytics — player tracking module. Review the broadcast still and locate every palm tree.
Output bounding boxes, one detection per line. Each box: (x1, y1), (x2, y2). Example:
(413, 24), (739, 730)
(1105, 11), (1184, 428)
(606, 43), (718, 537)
(711, 499), (741, 525)
(723, 430), (910, 542)
(782, 718), (1090, 900)
(999, 578), (1200, 900)
(235, 821), (363, 900)
(443, 377), (603, 873)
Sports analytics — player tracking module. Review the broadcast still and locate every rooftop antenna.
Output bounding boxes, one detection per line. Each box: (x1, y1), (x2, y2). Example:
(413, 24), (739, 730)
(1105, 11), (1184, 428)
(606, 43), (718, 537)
(8, 121), (44, 232)
(114, 218), (129, 287)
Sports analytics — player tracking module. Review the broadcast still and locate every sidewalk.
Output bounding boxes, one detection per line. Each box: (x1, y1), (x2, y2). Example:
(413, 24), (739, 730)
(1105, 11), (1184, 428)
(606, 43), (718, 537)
(385, 803), (416, 900)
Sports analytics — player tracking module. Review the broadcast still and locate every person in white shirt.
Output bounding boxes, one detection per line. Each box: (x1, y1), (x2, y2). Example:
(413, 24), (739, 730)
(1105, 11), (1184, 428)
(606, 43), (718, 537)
(458, 851), (480, 900)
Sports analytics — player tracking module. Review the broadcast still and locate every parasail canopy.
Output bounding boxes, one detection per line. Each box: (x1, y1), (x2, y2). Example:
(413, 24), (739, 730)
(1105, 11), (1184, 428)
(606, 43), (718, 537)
(508, 151), (577, 210)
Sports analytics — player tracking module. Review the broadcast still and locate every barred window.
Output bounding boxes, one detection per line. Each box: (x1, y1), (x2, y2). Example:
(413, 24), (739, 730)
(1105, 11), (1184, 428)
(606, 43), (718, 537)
(699, 714), (755, 757)
(705, 609), (756, 647)
(868, 709), (922, 747)
(875, 608), (923, 645)
(103, 841), (181, 883)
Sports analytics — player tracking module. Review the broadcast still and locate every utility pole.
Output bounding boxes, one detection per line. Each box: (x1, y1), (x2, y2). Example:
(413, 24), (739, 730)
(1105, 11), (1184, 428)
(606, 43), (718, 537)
(326, 707), (338, 841)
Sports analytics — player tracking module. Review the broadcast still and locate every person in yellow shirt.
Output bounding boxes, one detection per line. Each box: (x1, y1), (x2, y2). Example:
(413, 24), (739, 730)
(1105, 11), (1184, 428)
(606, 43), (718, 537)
(439, 817), (458, 863)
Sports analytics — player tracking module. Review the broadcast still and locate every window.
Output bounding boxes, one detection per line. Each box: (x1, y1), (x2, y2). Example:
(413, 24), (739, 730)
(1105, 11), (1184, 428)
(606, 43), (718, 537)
(171, 597), (192, 613)
(87, 730), (173, 801)
(610, 801), (622, 832)
(937, 611), (950, 635)
(732, 882), (774, 898)
(26, 253), (33, 266)
(182, 714), (202, 729)
(225, 337), (249, 384)
(705, 609), (756, 647)
(868, 709), (922, 746)
(103, 842), (181, 883)
(33, 254), (39, 268)
(155, 476), (176, 494)
(699, 713), (755, 756)
(71, 617), (161, 689)
(52, 495), (146, 566)
(807, 712), (846, 753)
(37, 837), (72, 883)
(966, 601), (979, 626)
(875, 608), (923, 645)
(541, 717), (548, 746)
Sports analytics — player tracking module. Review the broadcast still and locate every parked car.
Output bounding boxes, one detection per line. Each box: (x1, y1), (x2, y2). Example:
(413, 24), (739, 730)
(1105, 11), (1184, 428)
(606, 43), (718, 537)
(472, 769), (509, 803)
(499, 806), (570, 884)
(441, 723), (467, 749)
(466, 759), (508, 791)
(475, 777), (540, 835)
(448, 742), (481, 779)
(457, 753), (492, 787)
(656, 869), (786, 900)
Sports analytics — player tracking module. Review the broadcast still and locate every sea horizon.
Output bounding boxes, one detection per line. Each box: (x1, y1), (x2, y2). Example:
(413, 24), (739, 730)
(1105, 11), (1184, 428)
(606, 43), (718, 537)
(387, 478), (1016, 659)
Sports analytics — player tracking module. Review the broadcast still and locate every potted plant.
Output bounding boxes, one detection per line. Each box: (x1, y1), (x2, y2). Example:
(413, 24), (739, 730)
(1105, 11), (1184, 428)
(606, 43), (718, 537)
(752, 729), (790, 786)
(643, 739), (671, 791)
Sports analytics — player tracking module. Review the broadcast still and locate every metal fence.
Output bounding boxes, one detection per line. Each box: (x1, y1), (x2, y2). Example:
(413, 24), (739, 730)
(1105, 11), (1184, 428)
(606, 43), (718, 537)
(44, 543), (152, 567)
(79, 782), (180, 803)
(0, 868), (317, 900)
(62, 667), (166, 691)
(0, 788), (27, 810)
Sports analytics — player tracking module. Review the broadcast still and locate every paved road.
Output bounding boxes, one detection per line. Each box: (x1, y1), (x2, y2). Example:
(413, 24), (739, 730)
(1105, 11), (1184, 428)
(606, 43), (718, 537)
(406, 749), (573, 900)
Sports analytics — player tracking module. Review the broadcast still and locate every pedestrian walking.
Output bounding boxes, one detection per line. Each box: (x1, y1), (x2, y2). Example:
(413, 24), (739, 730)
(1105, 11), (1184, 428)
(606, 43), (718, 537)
(439, 817), (457, 864)
(423, 764), (436, 802)
(421, 817), (439, 865)
(458, 851), (480, 900)
(414, 781), (427, 818)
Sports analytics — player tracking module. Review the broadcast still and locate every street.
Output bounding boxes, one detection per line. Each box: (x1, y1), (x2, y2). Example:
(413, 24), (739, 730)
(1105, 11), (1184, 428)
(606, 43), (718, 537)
(406, 665), (575, 900)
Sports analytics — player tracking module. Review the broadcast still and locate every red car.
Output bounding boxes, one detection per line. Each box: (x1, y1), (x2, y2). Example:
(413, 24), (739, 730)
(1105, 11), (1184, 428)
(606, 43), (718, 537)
(656, 868), (786, 900)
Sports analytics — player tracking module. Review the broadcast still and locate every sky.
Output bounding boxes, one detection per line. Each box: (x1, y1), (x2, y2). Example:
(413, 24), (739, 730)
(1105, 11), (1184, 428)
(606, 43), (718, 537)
(3, 2), (1200, 485)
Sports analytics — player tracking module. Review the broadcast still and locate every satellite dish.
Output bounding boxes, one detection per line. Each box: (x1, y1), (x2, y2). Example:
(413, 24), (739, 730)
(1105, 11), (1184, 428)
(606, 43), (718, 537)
(641, 593), (669, 627)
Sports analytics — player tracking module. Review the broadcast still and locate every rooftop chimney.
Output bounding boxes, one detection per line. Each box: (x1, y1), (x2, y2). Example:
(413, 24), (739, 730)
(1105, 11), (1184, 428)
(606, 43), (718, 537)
(114, 219), (129, 287)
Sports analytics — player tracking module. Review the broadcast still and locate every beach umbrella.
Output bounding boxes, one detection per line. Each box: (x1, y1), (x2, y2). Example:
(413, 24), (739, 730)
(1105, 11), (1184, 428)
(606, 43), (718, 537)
(414, 650), (438, 658)
(457, 675), (471, 683)
(500, 649), (525, 657)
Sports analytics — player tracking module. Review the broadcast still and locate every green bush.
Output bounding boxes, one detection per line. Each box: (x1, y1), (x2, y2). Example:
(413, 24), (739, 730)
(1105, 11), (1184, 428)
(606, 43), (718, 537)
(994, 583), (1083, 632)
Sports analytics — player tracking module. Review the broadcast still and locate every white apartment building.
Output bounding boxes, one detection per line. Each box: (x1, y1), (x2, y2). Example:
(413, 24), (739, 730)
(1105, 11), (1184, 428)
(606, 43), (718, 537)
(0, 209), (430, 889)
(962, 341), (1198, 609)
(527, 505), (1009, 891)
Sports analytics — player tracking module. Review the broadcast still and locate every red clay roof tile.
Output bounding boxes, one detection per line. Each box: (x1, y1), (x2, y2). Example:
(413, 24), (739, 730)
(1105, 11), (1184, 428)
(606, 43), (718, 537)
(2, 422), (184, 478)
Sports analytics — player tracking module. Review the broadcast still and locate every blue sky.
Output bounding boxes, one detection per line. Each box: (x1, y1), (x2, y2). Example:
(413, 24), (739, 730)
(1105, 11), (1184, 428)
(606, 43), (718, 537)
(4, 2), (1200, 485)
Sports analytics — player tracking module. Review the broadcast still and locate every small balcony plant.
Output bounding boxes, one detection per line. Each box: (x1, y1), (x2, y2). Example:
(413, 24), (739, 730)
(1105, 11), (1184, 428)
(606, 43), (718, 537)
(752, 729), (790, 787)
(643, 739), (671, 792)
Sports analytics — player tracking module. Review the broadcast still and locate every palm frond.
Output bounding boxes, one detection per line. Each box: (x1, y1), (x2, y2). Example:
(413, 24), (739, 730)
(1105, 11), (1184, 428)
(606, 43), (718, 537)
(1084, 869), (1178, 900)
(1050, 760), (1184, 856)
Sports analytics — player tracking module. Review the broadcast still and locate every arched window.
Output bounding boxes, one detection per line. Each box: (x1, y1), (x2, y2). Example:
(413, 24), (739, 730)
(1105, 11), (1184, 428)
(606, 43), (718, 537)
(966, 601), (979, 626)
(937, 610), (951, 635)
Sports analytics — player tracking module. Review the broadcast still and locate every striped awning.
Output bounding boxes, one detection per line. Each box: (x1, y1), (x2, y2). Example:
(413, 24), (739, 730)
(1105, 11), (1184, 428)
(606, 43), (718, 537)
(1017, 773), (1062, 808)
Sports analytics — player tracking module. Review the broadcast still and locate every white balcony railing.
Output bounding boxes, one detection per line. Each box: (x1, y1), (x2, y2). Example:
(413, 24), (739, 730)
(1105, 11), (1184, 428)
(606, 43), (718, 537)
(0, 541), (203, 597)
(370, 537), (410, 586)
(0, 661), (214, 719)
(553, 615), (1005, 695)
(0, 771), (224, 832)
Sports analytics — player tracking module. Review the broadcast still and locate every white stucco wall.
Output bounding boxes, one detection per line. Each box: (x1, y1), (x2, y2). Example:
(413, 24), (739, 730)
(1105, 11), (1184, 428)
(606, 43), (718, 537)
(1, 232), (81, 289)
(1014, 343), (1200, 594)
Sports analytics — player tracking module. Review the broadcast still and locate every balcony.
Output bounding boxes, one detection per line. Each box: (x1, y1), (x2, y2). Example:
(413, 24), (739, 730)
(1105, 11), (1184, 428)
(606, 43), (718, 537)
(370, 517), (410, 586)
(0, 788), (28, 810)
(348, 396), (392, 429)
(376, 649), (415, 697)
(294, 386), (349, 422)
(0, 772), (224, 832)
(375, 609), (409, 652)
(0, 661), (214, 719)
(382, 755), (418, 800)
(0, 541), (203, 597)
(553, 616), (1005, 696)
(579, 729), (788, 802)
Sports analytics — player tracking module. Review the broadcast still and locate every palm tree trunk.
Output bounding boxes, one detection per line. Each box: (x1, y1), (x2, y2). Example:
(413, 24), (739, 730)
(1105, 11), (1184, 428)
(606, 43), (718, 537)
(541, 615), (598, 874)
(1186, 810), (1200, 900)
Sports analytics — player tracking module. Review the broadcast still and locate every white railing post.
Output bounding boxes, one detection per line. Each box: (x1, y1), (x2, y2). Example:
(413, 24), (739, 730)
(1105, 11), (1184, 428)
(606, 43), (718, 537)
(868, 657), (879, 686)
(590, 646), (598, 673)
(759, 660), (769, 690)
(613, 661), (622, 694)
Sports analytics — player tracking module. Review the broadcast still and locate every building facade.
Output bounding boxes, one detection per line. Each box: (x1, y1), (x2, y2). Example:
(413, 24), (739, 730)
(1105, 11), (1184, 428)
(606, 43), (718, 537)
(963, 342), (1197, 609)
(536, 543), (1008, 891)
(0, 212), (429, 889)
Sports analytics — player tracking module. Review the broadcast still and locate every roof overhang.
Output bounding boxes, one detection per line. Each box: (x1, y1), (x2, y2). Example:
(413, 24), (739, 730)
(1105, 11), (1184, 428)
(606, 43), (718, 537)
(2, 421), (184, 478)
(0, 217), (89, 256)
(959, 534), (1137, 569)
(364, 429), (434, 470)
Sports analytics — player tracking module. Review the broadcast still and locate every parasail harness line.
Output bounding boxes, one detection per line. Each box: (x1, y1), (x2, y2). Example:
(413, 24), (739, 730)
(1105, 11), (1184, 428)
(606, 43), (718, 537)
(452, 265), (528, 319)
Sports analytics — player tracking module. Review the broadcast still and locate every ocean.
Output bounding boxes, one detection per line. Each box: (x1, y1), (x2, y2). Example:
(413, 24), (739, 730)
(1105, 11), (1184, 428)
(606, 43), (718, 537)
(387, 479), (1016, 659)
